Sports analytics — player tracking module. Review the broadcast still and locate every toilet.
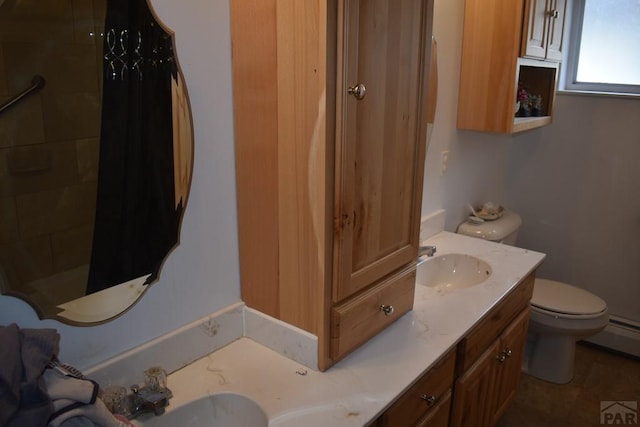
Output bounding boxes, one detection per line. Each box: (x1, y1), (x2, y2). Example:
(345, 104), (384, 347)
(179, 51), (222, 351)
(457, 210), (609, 384)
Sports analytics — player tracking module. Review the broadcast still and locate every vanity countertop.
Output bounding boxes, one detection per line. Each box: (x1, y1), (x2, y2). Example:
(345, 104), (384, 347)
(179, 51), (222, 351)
(140, 231), (545, 426)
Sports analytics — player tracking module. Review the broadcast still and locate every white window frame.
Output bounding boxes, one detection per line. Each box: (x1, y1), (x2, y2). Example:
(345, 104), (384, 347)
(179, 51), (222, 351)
(564, 0), (640, 95)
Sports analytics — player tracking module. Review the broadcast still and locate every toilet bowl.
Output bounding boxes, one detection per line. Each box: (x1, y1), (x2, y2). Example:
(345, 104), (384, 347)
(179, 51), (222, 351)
(457, 209), (609, 384)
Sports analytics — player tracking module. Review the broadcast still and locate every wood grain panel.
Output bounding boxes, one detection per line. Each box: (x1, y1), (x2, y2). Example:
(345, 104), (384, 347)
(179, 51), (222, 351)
(231, 0), (280, 318)
(457, 0), (524, 133)
(334, 0), (433, 300)
(491, 308), (530, 425)
(450, 340), (499, 427)
(330, 266), (416, 361)
(522, 0), (548, 59)
(378, 348), (456, 426)
(276, 0), (329, 335)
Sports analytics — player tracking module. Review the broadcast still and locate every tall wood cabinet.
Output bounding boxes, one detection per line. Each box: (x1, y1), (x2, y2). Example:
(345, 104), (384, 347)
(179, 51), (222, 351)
(231, 0), (435, 370)
(457, 0), (564, 133)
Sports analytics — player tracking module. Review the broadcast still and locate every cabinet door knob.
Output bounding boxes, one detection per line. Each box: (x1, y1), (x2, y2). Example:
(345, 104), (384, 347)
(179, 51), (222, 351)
(496, 353), (507, 363)
(504, 348), (513, 358)
(420, 394), (437, 407)
(548, 9), (559, 18)
(347, 83), (366, 100)
(379, 304), (394, 316)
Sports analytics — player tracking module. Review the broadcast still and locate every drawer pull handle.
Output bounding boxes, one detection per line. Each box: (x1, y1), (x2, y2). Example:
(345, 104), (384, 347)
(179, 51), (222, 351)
(420, 394), (437, 407)
(379, 304), (395, 316)
(496, 348), (513, 363)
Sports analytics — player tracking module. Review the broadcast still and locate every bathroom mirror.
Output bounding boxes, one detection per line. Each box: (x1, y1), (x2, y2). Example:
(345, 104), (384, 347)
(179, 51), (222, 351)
(0, 0), (193, 324)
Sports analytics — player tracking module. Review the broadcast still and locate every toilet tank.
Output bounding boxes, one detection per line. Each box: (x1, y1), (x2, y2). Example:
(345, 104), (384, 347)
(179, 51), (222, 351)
(457, 210), (522, 245)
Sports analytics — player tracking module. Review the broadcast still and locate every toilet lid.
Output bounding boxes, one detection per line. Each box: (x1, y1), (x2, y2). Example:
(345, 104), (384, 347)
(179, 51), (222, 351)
(531, 279), (607, 315)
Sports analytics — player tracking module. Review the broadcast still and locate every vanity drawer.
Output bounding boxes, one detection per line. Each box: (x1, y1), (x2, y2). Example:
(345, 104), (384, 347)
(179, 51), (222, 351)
(459, 272), (535, 372)
(376, 348), (456, 427)
(330, 266), (416, 362)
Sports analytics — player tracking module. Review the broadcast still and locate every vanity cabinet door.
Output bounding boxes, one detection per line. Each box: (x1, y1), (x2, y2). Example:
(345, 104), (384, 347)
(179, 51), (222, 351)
(333, 0), (433, 302)
(489, 308), (530, 425)
(450, 340), (499, 427)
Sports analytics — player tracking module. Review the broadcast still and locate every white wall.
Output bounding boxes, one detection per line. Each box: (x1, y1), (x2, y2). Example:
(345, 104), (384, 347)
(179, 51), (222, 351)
(0, 0), (242, 369)
(507, 94), (640, 322)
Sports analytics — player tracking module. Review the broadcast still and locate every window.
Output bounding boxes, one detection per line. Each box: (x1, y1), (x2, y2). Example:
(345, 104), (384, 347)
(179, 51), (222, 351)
(564, 0), (640, 94)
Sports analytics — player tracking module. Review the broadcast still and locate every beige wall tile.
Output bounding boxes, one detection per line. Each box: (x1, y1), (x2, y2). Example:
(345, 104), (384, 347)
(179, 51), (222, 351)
(51, 223), (93, 272)
(0, 0), (74, 44)
(42, 91), (100, 142)
(0, 235), (53, 283)
(0, 94), (46, 148)
(1, 141), (80, 197)
(16, 182), (96, 239)
(0, 196), (19, 242)
(0, 43), (7, 97)
(76, 137), (99, 183)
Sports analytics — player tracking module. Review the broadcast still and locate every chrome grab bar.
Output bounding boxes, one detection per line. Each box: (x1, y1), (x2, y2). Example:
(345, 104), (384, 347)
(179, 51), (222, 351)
(0, 75), (46, 115)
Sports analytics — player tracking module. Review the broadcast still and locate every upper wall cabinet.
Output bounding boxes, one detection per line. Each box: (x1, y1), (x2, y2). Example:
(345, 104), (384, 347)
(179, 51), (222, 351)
(457, 0), (562, 133)
(231, 0), (434, 371)
(521, 0), (567, 62)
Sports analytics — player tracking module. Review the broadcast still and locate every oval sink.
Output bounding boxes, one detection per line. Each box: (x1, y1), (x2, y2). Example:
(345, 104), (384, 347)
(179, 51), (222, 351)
(136, 393), (268, 427)
(417, 253), (492, 292)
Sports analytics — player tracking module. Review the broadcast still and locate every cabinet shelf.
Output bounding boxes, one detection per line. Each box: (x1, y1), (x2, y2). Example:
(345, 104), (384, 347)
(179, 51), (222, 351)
(513, 116), (552, 132)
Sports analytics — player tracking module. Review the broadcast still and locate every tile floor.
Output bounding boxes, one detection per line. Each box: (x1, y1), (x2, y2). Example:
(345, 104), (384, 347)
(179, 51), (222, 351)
(497, 343), (640, 427)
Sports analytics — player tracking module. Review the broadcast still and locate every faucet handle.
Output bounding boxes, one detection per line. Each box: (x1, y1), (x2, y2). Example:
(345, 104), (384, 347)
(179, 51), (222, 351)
(144, 367), (168, 392)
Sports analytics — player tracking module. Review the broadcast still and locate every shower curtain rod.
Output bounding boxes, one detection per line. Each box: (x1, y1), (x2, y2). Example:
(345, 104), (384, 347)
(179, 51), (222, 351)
(0, 75), (46, 115)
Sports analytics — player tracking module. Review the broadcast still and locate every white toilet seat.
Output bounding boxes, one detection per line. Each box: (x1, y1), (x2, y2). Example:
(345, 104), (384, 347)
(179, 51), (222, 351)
(531, 278), (607, 318)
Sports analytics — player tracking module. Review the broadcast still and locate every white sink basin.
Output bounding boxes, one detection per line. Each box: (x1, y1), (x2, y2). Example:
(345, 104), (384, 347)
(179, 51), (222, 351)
(135, 393), (268, 427)
(417, 253), (492, 292)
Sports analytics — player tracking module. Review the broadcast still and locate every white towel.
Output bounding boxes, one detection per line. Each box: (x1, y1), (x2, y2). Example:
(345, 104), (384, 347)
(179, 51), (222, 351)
(43, 365), (134, 427)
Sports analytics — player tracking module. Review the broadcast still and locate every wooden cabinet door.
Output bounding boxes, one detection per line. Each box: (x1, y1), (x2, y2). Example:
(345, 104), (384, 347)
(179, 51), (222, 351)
(522, 0), (549, 59)
(522, 0), (567, 61)
(450, 340), (499, 427)
(490, 308), (530, 425)
(333, 0), (432, 301)
(545, 0), (567, 61)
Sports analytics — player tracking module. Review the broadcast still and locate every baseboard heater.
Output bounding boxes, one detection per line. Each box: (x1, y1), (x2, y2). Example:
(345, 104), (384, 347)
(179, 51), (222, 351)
(584, 315), (640, 358)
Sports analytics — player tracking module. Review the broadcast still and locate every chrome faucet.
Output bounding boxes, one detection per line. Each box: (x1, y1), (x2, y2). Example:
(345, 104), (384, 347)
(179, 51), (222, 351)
(104, 367), (172, 420)
(419, 245), (437, 257)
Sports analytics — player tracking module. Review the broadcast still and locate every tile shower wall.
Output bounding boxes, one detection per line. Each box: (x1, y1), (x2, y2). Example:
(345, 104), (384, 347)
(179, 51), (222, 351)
(0, 0), (105, 308)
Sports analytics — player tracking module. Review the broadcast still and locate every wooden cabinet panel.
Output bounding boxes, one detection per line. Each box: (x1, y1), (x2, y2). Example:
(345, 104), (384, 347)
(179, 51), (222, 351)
(377, 348), (455, 427)
(333, 0), (433, 301)
(330, 266), (416, 361)
(415, 391), (451, 427)
(522, 0), (549, 59)
(490, 308), (530, 425)
(450, 340), (499, 427)
(452, 272), (535, 427)
(522, 0), (567, 61)
(460, 273), (534, 372)
(545, 0), (567, 61)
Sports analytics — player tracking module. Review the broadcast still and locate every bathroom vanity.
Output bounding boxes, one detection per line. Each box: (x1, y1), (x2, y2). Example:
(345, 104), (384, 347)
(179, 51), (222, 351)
(122, 231), (544, 427)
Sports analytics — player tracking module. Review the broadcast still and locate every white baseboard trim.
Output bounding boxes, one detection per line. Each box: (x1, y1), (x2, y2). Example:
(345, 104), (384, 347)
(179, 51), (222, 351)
(585, 317), (640, 358)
